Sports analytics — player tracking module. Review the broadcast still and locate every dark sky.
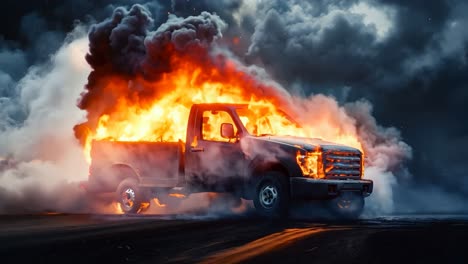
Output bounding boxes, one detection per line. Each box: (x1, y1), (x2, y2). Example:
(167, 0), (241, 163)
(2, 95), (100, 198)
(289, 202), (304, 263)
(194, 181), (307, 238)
(1, 0), (467, 210)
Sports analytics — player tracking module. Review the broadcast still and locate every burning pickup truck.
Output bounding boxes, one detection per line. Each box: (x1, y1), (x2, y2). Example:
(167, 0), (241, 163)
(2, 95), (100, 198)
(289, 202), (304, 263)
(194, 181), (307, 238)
(86, 103), (373, 218)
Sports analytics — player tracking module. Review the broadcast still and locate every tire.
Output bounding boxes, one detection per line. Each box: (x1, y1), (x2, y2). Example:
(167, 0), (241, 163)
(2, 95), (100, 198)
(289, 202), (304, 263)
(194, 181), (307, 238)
(116, 178), (149, 214)
(328, 191), (364, 219)
(253, 171), (290, 218)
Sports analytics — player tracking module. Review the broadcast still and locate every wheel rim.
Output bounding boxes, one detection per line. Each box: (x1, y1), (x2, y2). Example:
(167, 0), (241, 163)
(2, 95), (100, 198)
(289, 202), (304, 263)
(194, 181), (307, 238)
(121, 188), (136, 210)
(259, 184), (278, 209)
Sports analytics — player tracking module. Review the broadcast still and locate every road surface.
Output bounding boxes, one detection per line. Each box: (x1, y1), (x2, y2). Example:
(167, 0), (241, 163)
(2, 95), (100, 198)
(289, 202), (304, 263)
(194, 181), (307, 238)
(1, 213), (467, 264)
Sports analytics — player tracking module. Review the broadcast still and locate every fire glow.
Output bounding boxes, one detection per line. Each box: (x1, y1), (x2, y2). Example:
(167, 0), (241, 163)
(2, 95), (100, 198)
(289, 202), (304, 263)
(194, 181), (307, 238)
(69, 7), (375, 215)
(81, 54), (362, 162)
(75, 7), (363, 166)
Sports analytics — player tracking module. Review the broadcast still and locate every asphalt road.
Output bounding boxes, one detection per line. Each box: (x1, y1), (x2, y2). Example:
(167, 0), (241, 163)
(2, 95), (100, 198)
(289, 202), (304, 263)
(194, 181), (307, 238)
(1, 213), (468, 264)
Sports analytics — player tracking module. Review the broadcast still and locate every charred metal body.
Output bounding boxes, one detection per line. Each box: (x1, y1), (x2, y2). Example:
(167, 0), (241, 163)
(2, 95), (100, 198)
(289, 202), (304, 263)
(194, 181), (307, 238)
(86, 103), (373, 218)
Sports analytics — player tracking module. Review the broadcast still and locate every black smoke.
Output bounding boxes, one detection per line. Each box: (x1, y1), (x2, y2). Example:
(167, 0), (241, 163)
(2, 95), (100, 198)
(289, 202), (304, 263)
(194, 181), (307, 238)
(74, 5), (227, 141)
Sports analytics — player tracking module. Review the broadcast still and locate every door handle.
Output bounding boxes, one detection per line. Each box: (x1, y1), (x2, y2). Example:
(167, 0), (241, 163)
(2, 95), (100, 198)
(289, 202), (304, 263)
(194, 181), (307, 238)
(190, 147), (204, 152)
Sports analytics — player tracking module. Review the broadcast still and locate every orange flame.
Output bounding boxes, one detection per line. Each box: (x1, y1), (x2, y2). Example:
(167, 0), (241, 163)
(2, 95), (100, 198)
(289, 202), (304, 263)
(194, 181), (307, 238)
(296, 150), (325, 179)
(112, 202), (124, 214)
(153, 198), (167, 207)
(81, 52), (362, 163)
(169, 193), (186, 198)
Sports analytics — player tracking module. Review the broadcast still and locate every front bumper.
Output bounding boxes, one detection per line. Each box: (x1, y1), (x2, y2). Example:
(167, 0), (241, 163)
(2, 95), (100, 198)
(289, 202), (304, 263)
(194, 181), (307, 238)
(290, 177), (373, 200)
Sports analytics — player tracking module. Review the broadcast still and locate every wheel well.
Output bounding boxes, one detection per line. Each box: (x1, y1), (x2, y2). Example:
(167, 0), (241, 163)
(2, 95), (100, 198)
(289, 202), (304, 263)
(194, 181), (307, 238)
(109, 164), (139, 189)
(243, 162), (289, 199)
(251, 162), (289, 178)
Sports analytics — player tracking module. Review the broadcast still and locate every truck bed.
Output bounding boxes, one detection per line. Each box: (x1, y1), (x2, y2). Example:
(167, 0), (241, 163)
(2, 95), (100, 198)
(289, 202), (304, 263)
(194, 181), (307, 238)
(89, 140), (184, 191)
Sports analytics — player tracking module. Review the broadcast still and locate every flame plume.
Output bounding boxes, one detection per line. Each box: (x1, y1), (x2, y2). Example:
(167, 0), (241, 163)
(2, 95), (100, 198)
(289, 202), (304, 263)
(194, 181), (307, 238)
(74, 5), (362, 163)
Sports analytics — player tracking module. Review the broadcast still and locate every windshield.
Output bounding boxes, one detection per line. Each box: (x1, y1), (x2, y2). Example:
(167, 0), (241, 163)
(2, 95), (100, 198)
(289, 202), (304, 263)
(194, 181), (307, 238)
(236, 106), (304, 137)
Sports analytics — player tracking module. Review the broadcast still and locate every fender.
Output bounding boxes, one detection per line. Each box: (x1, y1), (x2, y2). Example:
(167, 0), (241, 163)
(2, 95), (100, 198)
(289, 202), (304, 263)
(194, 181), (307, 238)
(247, 154), (302, 179)
(242, 155), (300, 199)
(109, 163), (140, 180)
(88, 163), (140, 193)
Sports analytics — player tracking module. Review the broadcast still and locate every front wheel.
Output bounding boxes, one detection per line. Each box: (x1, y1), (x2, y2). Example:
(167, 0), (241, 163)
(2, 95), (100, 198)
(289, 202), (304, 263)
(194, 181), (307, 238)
(328, 192), (364, 219)
(253, 171), (290, 218)
(116, 178), (149, 214)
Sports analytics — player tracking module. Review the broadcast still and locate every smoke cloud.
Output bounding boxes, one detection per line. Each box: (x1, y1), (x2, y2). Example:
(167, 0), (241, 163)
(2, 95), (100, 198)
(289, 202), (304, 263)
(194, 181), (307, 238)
(234, 0), (468, 212)
(72, 4), (411, 215)
(0, 0), (466, 215)
(0, 28), (90, 213)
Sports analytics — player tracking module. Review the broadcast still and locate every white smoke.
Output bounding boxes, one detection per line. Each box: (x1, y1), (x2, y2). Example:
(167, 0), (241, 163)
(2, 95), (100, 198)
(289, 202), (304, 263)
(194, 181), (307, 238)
(364, 167), (397, 214)
(345, 100), (412, 214)
(0, 27), (91, 213)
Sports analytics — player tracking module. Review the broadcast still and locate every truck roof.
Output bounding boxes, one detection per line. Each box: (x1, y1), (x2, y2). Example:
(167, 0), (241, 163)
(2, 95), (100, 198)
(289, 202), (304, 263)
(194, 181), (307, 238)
(192, 103), (248, 108)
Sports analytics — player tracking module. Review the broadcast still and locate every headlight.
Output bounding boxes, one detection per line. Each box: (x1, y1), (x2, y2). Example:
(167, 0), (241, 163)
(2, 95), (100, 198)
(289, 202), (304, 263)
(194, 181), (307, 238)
(296, 150), (324, 178)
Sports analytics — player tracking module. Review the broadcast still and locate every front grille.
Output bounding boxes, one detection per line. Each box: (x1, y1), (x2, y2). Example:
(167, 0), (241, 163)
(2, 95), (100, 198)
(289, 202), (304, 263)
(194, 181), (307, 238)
(322, 150), (362, 178)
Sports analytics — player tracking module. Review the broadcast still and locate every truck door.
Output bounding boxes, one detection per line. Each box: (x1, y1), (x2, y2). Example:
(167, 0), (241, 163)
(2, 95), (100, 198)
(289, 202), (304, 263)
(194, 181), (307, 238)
(185, 108), (245, 192)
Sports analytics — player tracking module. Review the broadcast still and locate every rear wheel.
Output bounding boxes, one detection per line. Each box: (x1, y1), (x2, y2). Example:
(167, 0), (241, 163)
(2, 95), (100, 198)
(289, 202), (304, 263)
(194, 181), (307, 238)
(253, 171), (290, 218)
(329, 192), (364, 219)
(116, 178), (149, 214)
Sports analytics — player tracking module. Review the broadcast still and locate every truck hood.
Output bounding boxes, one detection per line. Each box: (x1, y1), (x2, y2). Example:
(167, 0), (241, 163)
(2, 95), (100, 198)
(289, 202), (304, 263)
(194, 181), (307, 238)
(255, 135), (361, 153)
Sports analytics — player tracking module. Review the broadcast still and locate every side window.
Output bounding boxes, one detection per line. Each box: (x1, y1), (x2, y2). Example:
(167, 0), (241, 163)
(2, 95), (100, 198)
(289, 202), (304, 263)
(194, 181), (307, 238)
(202, 110), (237, 142)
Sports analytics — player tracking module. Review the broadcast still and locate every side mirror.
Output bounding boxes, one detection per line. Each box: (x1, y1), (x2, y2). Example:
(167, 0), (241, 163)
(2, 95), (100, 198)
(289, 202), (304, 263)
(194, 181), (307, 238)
(220, 123), (235, 139)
